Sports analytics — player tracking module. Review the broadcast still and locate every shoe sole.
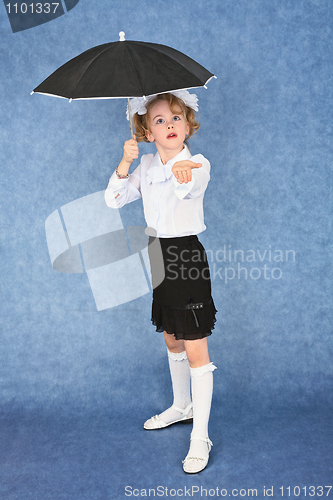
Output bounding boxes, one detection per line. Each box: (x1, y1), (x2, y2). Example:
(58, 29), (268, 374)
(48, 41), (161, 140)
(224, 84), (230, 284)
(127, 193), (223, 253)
(144, 417), (193, 430)
(183, 463), (208, 474)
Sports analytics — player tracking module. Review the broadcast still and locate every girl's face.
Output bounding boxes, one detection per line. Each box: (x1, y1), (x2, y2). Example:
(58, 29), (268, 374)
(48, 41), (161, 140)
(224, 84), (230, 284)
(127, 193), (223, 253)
(145, 100), (190, 163)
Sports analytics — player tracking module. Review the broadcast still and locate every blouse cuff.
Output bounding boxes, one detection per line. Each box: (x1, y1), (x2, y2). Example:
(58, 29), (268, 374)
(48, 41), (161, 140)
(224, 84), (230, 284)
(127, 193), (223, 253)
(108, 170), (129, 193)
(172, 176), (196, 200)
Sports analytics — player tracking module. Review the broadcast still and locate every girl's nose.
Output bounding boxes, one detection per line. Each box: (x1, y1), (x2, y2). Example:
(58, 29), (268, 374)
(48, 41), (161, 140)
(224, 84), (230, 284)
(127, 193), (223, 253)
(167, 122), (174, 129)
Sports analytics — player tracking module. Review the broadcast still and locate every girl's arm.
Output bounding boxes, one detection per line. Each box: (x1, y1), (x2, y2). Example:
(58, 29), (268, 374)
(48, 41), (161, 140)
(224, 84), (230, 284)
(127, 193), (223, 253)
(171, 155), (210, 200)
(116, 136), (139, 176)
(105, 137), (142, 208)
(172, 160), (202, 184)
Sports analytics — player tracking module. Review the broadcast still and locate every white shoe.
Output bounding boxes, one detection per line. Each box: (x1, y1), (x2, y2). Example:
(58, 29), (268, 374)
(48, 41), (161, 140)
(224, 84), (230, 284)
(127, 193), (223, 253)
(183, 437), (213, 474)
(144, 403), (193, 430)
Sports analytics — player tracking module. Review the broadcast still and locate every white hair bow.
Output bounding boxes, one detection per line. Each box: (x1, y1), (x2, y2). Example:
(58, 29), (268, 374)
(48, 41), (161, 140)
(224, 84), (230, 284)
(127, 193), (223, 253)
(126, 90), (199, 121)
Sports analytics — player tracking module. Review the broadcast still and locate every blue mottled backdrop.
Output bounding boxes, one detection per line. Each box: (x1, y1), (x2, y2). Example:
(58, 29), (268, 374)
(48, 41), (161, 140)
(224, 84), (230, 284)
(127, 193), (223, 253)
(0, 0), (332, 498)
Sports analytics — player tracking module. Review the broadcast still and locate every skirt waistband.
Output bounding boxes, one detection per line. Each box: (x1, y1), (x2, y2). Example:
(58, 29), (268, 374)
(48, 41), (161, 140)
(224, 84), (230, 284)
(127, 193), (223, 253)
(149, 235), (199, 247)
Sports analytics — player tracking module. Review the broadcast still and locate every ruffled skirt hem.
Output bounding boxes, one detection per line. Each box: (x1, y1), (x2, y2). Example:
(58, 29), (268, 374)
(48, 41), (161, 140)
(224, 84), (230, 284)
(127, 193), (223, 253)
(151, 299), (217, 341)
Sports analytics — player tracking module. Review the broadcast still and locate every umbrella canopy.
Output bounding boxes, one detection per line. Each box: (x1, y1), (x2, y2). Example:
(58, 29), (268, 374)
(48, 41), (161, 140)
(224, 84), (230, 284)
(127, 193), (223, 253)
(33, 32), (215, 100)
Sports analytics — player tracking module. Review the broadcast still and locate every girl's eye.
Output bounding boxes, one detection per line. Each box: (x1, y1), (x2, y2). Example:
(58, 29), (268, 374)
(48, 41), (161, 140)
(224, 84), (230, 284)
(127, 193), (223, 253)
(173, 116), (181, 121)
(156, 118), (164, 124)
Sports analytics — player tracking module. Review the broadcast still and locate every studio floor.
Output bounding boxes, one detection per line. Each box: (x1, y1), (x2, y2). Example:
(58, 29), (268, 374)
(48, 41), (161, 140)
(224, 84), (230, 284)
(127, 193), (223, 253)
(1, 397), (331, 500)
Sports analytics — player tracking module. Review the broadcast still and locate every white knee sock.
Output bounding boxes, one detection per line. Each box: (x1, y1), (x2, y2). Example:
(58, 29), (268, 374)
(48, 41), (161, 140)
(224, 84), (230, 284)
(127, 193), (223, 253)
(158, 350), (192, 424)
(187, 362), (216, 460)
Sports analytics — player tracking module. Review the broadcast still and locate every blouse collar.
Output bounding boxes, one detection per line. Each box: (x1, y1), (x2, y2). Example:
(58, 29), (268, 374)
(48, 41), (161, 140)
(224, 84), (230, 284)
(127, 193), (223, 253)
(147, 145), (191, 184)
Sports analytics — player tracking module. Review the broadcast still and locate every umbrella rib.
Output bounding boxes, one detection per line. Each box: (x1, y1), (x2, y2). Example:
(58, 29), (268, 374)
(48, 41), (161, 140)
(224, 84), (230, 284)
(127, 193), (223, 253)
(124, 44), (147, 96)
(141, 43), (214, 82)
(70, 45), (113, 98)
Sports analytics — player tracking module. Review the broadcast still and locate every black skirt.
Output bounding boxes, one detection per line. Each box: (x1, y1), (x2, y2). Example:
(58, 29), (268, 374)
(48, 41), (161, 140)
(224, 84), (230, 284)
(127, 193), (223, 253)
(148, 235), (217, 341)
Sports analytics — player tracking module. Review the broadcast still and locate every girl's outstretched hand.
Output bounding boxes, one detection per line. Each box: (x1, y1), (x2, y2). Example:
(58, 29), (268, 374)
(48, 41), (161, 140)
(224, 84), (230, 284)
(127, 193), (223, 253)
(172, 160), (202, 184)
(123, 135), (139, 164)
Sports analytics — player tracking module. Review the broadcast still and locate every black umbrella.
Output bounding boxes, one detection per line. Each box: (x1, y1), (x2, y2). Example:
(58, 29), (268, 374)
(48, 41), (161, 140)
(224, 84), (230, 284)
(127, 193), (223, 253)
(32, 32), (216, 135)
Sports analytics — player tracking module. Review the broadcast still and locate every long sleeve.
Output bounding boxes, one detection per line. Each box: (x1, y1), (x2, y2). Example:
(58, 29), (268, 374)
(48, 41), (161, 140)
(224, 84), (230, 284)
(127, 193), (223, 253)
(104, 163), (142, 208)
(104, 148), (210, 237)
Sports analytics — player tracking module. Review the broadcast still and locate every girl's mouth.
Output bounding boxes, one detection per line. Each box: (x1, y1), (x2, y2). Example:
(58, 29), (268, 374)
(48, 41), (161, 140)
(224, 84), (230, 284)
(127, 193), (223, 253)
(167, 133), (177, 139)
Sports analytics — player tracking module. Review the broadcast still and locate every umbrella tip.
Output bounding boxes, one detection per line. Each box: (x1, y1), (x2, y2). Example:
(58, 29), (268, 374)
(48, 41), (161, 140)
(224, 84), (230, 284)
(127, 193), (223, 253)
(119, 31), (126, 41)
(30, 91), (34, 95)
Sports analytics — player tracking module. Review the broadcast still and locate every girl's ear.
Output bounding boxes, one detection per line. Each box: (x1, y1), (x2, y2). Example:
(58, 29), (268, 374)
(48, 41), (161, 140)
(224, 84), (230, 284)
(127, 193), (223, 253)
(145, 129), (155, 142)
(185, 122), (190, 136)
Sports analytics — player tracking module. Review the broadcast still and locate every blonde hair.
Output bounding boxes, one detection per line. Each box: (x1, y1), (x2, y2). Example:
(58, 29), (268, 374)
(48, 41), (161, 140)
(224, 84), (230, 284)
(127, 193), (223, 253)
(133, 93), (200, 143)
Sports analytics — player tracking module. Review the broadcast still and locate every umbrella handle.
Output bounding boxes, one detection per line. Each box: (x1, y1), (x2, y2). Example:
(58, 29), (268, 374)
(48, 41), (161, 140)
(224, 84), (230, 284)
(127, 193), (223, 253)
(127, 98), (134, 139)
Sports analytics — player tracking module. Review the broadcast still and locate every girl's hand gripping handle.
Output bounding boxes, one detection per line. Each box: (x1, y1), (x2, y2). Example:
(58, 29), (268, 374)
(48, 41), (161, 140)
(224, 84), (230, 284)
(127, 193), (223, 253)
(117, 135), (139, 177)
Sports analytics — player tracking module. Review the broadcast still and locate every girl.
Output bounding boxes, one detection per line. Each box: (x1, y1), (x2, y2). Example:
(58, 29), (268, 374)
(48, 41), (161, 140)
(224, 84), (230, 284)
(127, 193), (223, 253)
(105, 90), (217, 474)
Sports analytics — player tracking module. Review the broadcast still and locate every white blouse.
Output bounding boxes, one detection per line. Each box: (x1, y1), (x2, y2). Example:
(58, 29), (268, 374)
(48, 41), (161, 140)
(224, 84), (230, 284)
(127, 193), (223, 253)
(105, 145), (210, 238)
